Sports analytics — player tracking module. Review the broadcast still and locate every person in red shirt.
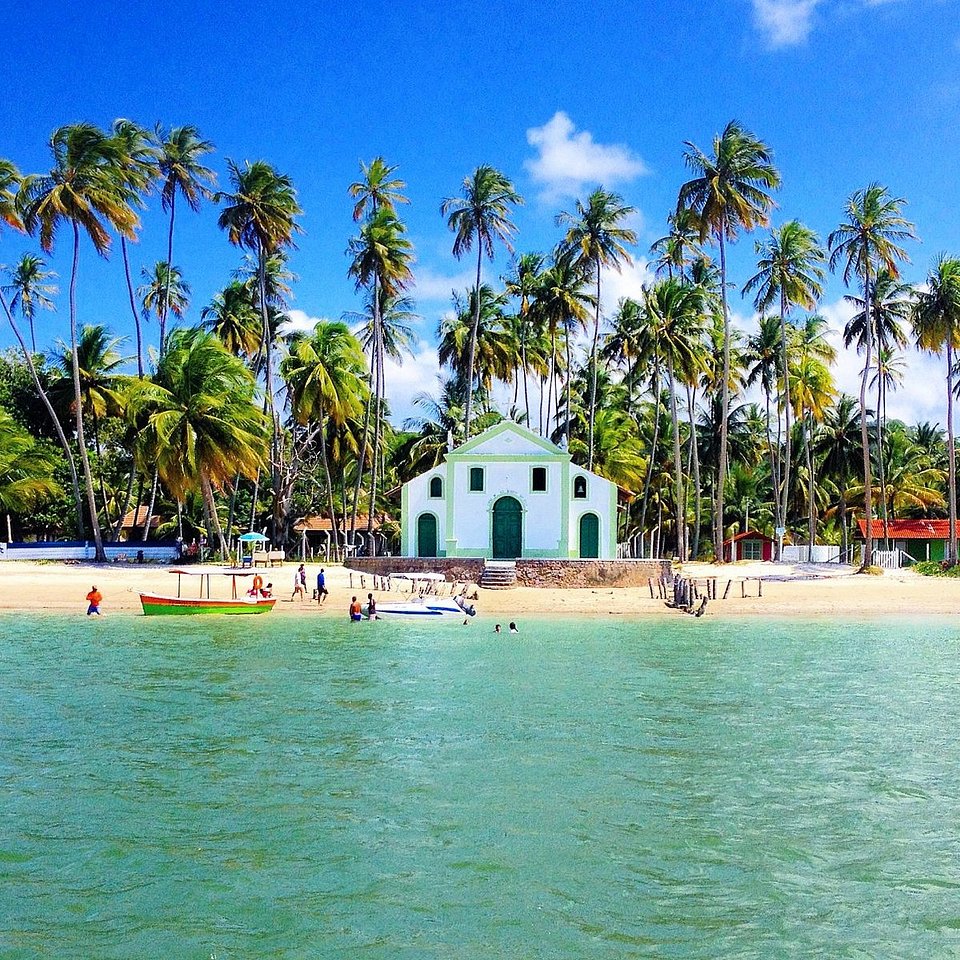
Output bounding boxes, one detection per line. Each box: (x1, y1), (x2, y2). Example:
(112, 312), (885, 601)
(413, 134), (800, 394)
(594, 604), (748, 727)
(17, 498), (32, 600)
(86, 586), (102, 616)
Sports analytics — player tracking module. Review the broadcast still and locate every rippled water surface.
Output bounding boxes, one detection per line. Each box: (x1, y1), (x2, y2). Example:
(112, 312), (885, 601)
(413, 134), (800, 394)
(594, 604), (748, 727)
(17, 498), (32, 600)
(2, 613), (960, 958)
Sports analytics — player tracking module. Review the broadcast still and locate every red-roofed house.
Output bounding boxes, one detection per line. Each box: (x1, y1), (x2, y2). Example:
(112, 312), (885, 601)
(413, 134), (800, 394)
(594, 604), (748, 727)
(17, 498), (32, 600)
(722, 530), (776, 562)
(856, 518), (960, 562)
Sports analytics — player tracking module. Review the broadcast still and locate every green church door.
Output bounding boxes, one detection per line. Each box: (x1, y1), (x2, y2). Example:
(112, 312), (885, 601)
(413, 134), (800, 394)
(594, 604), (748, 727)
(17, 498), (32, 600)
(492, 496), (522, 559)
(417, 513), (437, 557)
(579, 513), (599, 559)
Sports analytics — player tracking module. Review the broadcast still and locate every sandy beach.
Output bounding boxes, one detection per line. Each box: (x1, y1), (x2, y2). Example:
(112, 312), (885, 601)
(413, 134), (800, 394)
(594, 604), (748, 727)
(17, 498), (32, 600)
(0, 559), (958, 620)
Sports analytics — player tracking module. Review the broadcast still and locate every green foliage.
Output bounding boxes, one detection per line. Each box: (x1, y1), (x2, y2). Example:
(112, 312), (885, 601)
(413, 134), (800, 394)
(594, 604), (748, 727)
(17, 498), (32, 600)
(912, 560), (960, 577)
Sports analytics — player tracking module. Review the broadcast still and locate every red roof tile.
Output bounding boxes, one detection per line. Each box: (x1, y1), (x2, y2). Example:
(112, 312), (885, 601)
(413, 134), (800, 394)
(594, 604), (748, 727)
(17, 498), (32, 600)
(855, 519), (960, 540)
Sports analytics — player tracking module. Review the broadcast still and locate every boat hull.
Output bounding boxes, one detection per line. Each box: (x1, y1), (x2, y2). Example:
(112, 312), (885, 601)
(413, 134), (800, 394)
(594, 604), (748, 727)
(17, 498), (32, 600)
(140, 594), (277, 616)
(366, 598), (475, 619)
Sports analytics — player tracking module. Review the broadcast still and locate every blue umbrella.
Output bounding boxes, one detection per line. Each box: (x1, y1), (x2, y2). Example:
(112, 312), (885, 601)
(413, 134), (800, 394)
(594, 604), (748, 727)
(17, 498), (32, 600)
(238, 532), (268, 543)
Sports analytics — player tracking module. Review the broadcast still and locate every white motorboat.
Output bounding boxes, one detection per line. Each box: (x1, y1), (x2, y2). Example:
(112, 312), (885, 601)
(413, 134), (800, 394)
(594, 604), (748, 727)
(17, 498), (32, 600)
(364, 593), (477, 619)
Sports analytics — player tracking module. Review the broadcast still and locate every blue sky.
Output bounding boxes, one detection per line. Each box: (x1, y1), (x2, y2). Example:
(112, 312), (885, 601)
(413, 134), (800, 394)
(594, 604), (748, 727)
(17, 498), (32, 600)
(1, 0), (959, 422)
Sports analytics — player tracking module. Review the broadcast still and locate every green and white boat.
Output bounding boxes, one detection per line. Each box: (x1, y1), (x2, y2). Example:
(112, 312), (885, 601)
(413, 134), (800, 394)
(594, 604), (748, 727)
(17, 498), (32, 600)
(140, 567), (277, 616)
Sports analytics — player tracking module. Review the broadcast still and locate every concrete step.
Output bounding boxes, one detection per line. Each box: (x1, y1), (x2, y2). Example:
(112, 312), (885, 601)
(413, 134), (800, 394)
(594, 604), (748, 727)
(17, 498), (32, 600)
(479, 560), (517, 590)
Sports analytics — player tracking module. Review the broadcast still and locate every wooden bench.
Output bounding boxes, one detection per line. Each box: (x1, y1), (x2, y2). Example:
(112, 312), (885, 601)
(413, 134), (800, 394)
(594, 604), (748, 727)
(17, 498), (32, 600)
(268, 550), (285, 566)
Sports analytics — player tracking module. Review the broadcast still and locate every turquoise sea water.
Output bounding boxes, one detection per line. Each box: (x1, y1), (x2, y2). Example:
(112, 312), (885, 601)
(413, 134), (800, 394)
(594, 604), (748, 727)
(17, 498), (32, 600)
(2, 613), (960, 959)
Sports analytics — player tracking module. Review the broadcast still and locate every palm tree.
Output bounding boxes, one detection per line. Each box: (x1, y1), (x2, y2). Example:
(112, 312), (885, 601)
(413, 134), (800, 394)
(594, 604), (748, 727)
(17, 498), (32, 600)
(503, 252), (546, 428)
(530, 254), (594, 446)
(844, 268), (912, 547)
(348, 156), (409, 221)
(139, 261), (191, 343)
(816, 395), (861, 562)
(790, 315), (836, 556)
(0, 159), (83, 538)
(154, 125), (215, 349)
(642, 278), (709, 557)
(556, 188), (636, 471)
(3, 253), (57, 354)
(0, 408), (62, 531)
(127, 327), (268, 557)
(50, 323), (130, 519)
(203, 280), (262, 361)
(441, 165), (522, 438)
(828, 184), (915, 568)
(110, 119), (158, 377)
(19, 123), (140, 560)
(346, 205), (414, 552)
(678, 120), (781, 560)
(650, 207), (702, 280)
(281, 321), (368, 555)
(217, 158), (302, 540)
(911, 254), (960, 564)
(744, 314), (786, 533)
(743, 220), (825, 549)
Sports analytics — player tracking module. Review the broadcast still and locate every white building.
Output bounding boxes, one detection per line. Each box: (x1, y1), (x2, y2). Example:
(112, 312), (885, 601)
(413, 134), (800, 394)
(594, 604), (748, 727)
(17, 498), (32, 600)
(400, 421), (619, 559)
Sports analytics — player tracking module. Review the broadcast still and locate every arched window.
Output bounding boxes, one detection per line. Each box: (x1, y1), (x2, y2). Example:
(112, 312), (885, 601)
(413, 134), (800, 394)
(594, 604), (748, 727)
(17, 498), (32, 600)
(429, 476), (443, 498)
(573, 475), (587, 499)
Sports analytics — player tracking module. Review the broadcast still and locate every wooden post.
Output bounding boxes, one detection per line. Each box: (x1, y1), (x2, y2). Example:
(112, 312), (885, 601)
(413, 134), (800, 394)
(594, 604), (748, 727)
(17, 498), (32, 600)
(723, 579), (732, 600)
(758, 578), (763, 597)
(648, 578), (654, 599)
(740, 579), (746, 598)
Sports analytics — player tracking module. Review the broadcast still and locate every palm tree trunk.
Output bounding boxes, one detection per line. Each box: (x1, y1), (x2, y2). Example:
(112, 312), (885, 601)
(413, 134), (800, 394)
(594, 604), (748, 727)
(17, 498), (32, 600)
(778, 289), (793, 546)
(91, 407), (110, 527)
(367, 298), (384, 555)
(521, 336), (531, 427)
(70, 224), (106, 561)
(318, 415), (340, 558)
(764, 385), (783, 554)
(716, 229), (731, 561)
(804, 409), (816, 559)
(161, 191), (176, 350)
(225, 473), (240, 546)
(0, 290), (85, 538)
(463, 243), (483, 439)
(587, 266), (602, 472)
(111, 463), (135, 541)
(667, 358), (685, 559)
(876, 369), (890, 551)
(638, 364), (661, 552)
(350, 369), (374, 547)
(121, 236), (144, 378)
(258, 246), (283, 546)
(564, 326), (572, 449)
(142, 468), (159, 543)
(687, 383), (702, 560)
(249, 469), (260, 531)
(947, 342), (957, 565)
(859, 264), (875, 569)
(200, 472), (227, 558)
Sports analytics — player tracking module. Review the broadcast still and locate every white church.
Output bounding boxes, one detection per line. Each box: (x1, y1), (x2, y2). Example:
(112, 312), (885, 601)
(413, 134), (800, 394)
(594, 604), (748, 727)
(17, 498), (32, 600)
(400, 421), (620, 560)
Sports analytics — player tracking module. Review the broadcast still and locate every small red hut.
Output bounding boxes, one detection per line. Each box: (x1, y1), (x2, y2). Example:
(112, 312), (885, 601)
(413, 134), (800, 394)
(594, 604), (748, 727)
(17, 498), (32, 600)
(723, 530), (776, 562)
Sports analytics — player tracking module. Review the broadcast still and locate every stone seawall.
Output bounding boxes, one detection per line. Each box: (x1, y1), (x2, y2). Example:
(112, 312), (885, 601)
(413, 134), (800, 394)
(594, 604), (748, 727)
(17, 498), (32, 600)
(350, 557), (671, 588)
(515, 559), (670, 587)
(349, 557), (486, 582)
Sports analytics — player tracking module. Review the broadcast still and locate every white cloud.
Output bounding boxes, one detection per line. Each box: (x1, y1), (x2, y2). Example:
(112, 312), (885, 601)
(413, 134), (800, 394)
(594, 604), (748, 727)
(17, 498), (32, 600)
(524, 112), (648, 202)
(599, 257), (656, 315)
(752, 0), (822, 47)
(383, 347), (443, 425)
(278, 308), (328, 336)
(412, 267), (476, 302)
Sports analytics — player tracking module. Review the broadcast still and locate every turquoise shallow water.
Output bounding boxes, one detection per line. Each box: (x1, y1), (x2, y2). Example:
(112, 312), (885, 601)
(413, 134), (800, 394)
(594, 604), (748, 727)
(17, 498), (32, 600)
(2, 613), (960, 959)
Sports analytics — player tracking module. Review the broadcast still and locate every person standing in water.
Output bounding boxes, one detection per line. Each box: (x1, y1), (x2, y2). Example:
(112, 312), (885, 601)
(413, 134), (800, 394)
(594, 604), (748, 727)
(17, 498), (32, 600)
(349, 596), (362, 622)
(366, 593), (377, 619)
(86, 586), (102, 616)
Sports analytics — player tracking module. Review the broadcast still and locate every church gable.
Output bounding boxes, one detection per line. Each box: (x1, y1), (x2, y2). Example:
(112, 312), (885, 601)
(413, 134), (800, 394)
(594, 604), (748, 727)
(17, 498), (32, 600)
(450, 421), (565, 459)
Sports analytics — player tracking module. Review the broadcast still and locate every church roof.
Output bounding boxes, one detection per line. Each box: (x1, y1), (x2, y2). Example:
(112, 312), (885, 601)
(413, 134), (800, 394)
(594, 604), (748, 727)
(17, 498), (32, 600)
(447, 420), (568, 459)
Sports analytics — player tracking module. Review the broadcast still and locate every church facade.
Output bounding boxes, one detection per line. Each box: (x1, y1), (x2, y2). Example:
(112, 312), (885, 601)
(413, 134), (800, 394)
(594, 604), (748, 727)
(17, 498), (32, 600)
(400, 421), (619, 560)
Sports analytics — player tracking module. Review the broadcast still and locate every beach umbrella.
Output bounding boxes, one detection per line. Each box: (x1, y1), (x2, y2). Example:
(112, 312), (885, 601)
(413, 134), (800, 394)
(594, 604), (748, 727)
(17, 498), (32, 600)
(238, 532), (268, 542)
